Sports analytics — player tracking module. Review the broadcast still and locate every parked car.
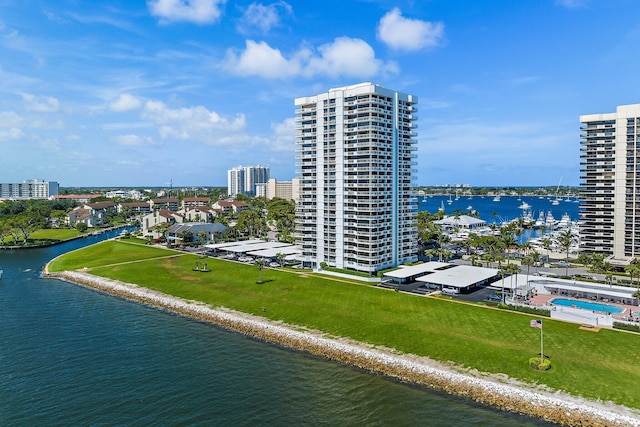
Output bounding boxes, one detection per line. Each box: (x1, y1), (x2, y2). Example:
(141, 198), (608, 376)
(269, 262), (280, 268)
(487, 294), (502, 302)
(556, 261), (570, 268)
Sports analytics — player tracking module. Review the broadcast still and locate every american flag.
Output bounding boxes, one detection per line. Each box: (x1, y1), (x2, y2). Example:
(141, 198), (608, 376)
(530, 319), (542, 329)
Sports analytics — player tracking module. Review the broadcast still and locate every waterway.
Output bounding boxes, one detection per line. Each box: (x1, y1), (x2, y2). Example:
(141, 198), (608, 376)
(0, 230), (552, 425)
(419, 195), (580, 225)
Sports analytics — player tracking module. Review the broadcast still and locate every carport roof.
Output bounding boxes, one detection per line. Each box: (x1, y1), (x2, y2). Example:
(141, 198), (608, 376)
(204, 239), (264, 250)
(416, 265), (499, 289)
(382, 262), (450, 279)
(247, 246), (301, 258)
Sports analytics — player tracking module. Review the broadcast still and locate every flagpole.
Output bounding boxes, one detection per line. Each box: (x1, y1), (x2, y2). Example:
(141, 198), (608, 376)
(540, 320), (544, 362)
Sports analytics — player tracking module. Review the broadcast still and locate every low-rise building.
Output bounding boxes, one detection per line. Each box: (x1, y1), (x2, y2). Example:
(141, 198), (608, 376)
(167, 222), (227, 244)
(150, 198), (179, 211)
(212, 199), (249, 214)
(141, 209), (184, 238)
(181, 197), (211, 210)
(118, 202), (152, 214)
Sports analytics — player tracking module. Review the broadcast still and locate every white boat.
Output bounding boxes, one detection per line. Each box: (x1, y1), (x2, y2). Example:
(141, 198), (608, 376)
(447, 195), (453, 205)
(535, 211), (545, 228)
(557, 213), (572, 229)
(545, 211), (557, 229)
(492, 195), (501, 202)
(551, 198), (560, 206)
(467, 205), (473, 211)
(518, 201), (531, 210)
(438, 201), (445, 212)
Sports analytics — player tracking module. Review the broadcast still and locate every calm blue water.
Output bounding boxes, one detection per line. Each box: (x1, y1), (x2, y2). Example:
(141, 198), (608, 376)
(420, 195), (581, 243)
(0, 231), (552, 426)
(550, 298), (625, 314)
(419, 195), (581, 224)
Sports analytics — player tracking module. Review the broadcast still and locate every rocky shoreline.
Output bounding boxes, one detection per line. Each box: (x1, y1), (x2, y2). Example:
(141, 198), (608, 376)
(45, 270), (640, 426)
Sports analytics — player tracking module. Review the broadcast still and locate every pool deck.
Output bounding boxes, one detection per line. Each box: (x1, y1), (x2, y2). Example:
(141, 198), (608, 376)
(529, 293), (640, 326)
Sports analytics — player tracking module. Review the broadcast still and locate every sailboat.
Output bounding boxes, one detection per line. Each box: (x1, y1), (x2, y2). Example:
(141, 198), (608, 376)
(552, 176), (562, 205)
(438, 201), (445, 212)
(447, 194), (453, 205)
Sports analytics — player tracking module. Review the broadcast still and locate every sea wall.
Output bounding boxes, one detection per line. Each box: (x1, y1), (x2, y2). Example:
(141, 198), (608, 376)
(45, 270), (640, 426)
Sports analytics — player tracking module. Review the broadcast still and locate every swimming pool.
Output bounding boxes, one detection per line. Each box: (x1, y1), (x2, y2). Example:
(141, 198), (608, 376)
(549, 298), (625, 314)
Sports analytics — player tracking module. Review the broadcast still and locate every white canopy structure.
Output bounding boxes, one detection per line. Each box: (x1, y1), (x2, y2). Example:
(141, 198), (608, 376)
(434, 215), (486, 230)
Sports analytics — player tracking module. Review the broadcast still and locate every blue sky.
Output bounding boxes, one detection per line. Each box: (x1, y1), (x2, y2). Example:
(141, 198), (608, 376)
(1, 0), (639, 188)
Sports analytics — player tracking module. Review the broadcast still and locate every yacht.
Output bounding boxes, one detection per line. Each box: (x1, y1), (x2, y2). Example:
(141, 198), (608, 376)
(534, 211), (545, 228)
(518, 201), (531, 210)
(545, 211), (557, 229)
(492, 195), (501, 202)
(557, 213), (572, 229)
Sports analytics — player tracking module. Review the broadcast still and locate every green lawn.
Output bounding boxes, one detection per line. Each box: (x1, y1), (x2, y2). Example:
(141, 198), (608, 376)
(49, 240), (640, 409)
(4, 228), (84, 245)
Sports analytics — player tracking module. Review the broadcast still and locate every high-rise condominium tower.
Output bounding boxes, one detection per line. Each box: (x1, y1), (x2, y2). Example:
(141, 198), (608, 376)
(294, 82), (418, 273)
(580, 103), (640, 265)
(227, 165), (270, 197)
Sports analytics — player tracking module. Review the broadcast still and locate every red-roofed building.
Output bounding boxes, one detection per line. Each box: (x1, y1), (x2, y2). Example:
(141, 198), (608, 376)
(150, 198), (179, 211)
(212, 199), (249, 214)
(181, 197), (210, 209)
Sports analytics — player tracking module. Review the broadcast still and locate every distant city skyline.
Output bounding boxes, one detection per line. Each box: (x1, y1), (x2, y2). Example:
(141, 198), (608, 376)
(2, 1), (640, 187)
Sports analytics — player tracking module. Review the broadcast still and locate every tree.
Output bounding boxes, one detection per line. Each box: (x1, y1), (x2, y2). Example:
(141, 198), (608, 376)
(0, 220), (10, 246)
(76, 222), (88, 233)
(178, 230), (194, 244)
(504, 262), (521, 299)
(236, 209), (265, 237)
(9, 211), (45, 244)
(275, 252), (286, 266)
(197, 231), (207, 243)
(541, 238), (553, 262)
(555, 229), (576, 275)
(255, 258), (267, 283)
(625, 263), (640, 302)
(521, 255), (534, 295)
(424, 249), (437, 262)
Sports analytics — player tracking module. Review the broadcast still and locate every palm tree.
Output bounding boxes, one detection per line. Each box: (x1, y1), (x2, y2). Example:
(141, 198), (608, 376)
(625, 263), (640, 300)
(531, 251), (542, 275)
(541, 238), (553, 262)
(275, 252), (286, 266)
(521, 255), (533, 296)
(498, 267), (506, 304)
(506, 262), (521, 298)
(555, 229), (576, 276)
(255, 258), (267, 283)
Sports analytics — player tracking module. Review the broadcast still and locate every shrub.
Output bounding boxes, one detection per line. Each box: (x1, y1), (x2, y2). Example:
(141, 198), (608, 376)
(529, 357), (552, 371)
(613, 322), (640, 333)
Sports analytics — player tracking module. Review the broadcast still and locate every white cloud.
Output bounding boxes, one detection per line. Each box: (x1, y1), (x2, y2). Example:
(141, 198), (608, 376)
(20, 92), (59, 112)
(269, 117), (295, 152)
(224, 37), (393, 79)
(141, 100), (247, 144)
(0, 127), (23, 141)
(147, 0), (226, 24)
(109, 94), (142, 112)
(237, 1), (292, 33)
(112, 134), (159, 146)
(377, 8), (444, 52)
(225, 40), (300, 78)
(307, 37), (385, 78)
